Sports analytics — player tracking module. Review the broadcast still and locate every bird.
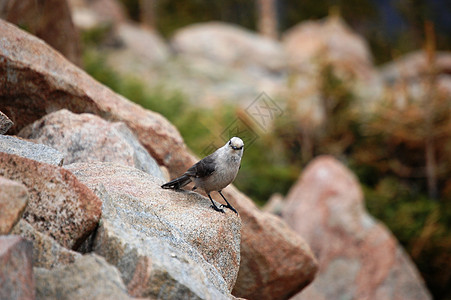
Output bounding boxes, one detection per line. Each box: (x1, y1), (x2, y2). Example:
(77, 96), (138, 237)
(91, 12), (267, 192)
(161, 137), (244, 214)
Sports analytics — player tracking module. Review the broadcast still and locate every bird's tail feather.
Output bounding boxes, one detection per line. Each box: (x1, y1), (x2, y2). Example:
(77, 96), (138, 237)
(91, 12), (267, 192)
(161, 174), (191, 189)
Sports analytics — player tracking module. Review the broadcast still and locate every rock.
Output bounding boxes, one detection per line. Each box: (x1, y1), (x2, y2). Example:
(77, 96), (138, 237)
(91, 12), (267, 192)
(162, 21), (288, 107)
(35, 254), (134, 300)
(0, 135), (64, 166)
(379, 51), (451, 107)
(380, 51), (451, 83)
(261, 193), (285, 216)
(281, 16), (383, 122)
(12, 219), (81, 269)
(0, 177), (28, 234)
(0, 0), (82, 66)
(0, 152), (102, 249)
(70, 0), (127, 30)
(0, 18), (189, 176)
(0, 20), (317, 299)
(0, 110), (13, 134)
(227, 186), (317, 299)
(0, 235), (35, 300)
(19, 109), (164, 179)
(283, 16), (374, 81)
(171, 22), (286, 73)
(164, 22), (288, 109)
(65, 162), (241, 299)
(112, 22), (170, 65)
(282, 156), (432, 300)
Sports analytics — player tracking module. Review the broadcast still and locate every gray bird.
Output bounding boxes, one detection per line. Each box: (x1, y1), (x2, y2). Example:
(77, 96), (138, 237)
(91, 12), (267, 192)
(161, 137), (244, 214)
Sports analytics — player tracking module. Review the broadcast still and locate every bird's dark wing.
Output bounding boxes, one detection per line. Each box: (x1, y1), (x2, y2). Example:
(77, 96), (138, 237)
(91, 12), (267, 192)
(185, 155), (216, 178)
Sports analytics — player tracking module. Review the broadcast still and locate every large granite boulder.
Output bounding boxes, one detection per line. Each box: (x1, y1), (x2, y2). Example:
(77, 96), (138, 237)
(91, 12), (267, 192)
(66, 162), (241, 299)
(19, 109), (164, 179)
(283, 156), (432, 300)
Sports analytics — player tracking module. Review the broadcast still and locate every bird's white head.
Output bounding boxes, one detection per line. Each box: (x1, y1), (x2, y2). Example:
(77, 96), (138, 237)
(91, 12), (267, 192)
(227, 137), (244, 151)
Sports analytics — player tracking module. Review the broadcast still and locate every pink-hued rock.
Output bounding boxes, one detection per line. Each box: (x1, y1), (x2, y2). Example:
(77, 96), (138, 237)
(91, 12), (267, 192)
(19, 109), (164, 179)
(0, 0), (81, 66)
(0, 235), (35, 300)
(66, 162), (240, 298)
(282, 156), (432, 300)
(0, 152), (101, 249)
(0, 176), (28, 234)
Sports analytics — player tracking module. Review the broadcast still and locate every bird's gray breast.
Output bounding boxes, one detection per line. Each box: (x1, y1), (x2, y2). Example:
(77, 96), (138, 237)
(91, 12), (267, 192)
(193, 152), (241, 192)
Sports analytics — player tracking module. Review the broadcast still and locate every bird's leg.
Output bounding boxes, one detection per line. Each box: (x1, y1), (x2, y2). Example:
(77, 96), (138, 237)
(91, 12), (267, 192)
(208, 193), (225, 213)
(218, 191), (238, 214)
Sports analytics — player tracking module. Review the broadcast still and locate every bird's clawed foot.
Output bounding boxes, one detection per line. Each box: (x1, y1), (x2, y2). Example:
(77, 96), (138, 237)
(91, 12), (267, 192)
(211, 204), (225, 213)
(218, 190), (238, 215)
(220, 204), (238, 214)
(208, 193), (225, 213)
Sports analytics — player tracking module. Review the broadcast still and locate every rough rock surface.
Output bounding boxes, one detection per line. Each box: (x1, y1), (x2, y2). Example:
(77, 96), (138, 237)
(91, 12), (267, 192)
(0, 110), (13, 134)
(35, 254), (134, 300)
(12, 219), (81, 269)
(0, 0), (82, 65)
(0, 20), (318, 299)
(0, 134), (64, 166)
(0, 235), (35, 300)
(0, 152), (102, 249)
(0, 177), (28, 234)
(0, 18), (189, 176)
(19, 109), (164, 179)
(66, 162), (241, 299)
(282, 156), (432, 300)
